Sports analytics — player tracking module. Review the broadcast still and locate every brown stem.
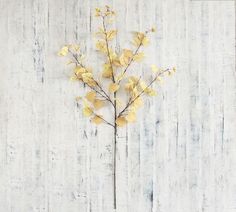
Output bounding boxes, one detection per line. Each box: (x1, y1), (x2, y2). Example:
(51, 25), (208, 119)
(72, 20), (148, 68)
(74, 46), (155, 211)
(102, 16), (115, 83)
(113, 91), (117, 209)
(71, 52), (114, 107)
(101, 15), (117, 209)
(117, 43), (142, 85)
(94, 113), (115, 128)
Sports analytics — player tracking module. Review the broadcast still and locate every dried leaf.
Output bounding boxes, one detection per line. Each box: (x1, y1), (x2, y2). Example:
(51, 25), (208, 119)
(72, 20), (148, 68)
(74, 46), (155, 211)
(119, 49), (133, 66)
(96, 40), (107, 53)
(82, 73), (96, 86)
(123, 49), (133, 58)
(107, 30), (117, 41)
(156, 76), (162, 82)
(132, 97), (143, 109)
(93, 99), (105, 110)
(83, 106), (93, 117)
(119, 54), (129, 66)
(133, 52), (145, 62)
(132, 32), (149, 47)
(85, 91), (96, 102)
(58, 46), (68, 56)
(109, 83), (120, 92)
(151, 64), (159, 73)
(102, 63), (113, 78)
(126, 112), (136, 122)
(70, 76), (78, 81)
(74, 66), (86, 79)
(116, 117), (127, 127)
(146, 88), (157, 96)
(91, 115), (104, 124)
(142, 37), (149, 46)
(95, 8), (101, 17)
(112, 58), (122, 67)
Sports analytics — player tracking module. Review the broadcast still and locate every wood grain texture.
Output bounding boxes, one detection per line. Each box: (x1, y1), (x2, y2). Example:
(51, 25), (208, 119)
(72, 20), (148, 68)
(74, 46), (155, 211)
(0, 0), (235, 212)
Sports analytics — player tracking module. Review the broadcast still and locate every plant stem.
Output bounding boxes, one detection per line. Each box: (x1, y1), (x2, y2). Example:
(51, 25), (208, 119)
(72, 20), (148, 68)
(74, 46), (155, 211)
(113, 91), (117, 209)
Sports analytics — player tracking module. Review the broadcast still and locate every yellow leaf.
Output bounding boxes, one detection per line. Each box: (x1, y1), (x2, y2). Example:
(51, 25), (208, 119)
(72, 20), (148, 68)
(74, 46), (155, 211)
(119, 49), (133, 66)
(70, 76), (78, 81)
(91, 115), (104, 124)
(151, 64), (159, 73)
(156, 76), (162, 82)
(132, 37), (141, 47)
(93, 99), (105, 110)
(102, 69), (113, 78)
(119, 54), (129, 66)
(139, 81), (147, 90)
(109, 83), (120, 92)
(112, 58), (122, 67)
(146, 88), (157, 96)
(66, 60), (74, 65)
(83, 106), (93, 117)
(74, 66), (86, 79)
(82, 72), (92, 80)
(85, 91), (96, 102)
(123, 49), (133, 58)
(95, 8), (101, 17)
(131, 87), (139, 97)
(116, 117), (127, 127)
(115, 73), (125, 82)
(102, 63), (113, 78)
(133, 52), (145, 62)
(136, 32), (145, 40)
(132, 97), (143, 109)
(142, 37), (149, 46)
(107, 30), (117, 41)
(82, 73), (96, 86)
(125, 81), (134, 92)
(96, 40), (107, 53)
(58, 46), (68, 56)
(126, 112), (136, 123)
(132, 32), (149, 47)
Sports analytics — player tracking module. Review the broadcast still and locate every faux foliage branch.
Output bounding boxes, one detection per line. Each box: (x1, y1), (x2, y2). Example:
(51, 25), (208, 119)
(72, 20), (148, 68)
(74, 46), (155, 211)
(58, 5), (175, 209)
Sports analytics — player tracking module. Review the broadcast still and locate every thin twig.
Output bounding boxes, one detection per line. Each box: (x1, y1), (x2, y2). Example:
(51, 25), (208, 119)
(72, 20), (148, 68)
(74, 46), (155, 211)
(70, 51), (114, 107)
(117, 43), (143, 85)
(118, 69), (170, 117)
(94, 113), (115, 128)
(102, 16), (115, 83)
(101, 15), (117, 210)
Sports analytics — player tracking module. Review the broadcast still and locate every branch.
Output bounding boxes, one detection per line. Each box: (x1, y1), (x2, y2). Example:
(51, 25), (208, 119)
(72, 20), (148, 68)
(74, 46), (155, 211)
(102, 16), (115, 83)
(118, 69), (170, 117)
(117, 31), (150, 85)
(117, 42), (143, 85)
(94, 113), (115, 128)
(70, 51), (115, 107)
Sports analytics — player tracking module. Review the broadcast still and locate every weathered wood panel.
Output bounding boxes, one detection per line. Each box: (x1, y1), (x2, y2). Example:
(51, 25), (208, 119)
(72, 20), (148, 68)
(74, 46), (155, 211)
(0, 0), (235, 212)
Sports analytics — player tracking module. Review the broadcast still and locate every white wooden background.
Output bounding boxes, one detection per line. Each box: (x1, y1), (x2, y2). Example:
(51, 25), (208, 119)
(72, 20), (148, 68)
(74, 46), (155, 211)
(0, 0), (236, 212)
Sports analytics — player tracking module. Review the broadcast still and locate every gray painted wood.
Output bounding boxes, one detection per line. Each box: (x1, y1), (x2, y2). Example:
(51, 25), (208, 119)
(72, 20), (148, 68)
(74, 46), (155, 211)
(0, 0), (235, 211)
